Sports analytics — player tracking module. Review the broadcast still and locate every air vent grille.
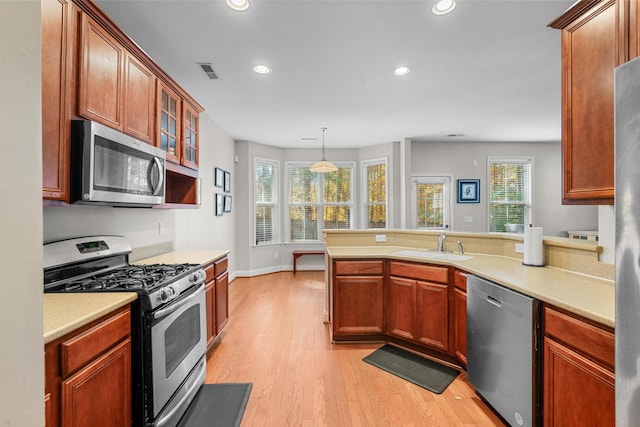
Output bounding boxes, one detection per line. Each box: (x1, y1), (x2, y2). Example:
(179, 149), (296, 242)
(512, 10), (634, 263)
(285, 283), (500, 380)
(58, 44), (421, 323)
(198, 62), (219, 80)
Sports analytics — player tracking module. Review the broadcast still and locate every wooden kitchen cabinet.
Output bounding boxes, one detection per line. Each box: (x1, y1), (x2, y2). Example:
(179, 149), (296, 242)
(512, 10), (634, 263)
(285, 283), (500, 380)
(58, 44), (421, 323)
(387, 262), (450, 352)
(157, 81), (182, 164)
(332, 260), (385, 339)
(42, 0), (75, 202)
(543, 305), (614, 426)
(78, 13), (124, 130)
(204, 256), (229, 352)
(45, 305), (132, 427)
(181, 102), (200, 170)
(549, 0), (640, 204)
(123, 53), (156, 144)
(453, 270), (467, 367)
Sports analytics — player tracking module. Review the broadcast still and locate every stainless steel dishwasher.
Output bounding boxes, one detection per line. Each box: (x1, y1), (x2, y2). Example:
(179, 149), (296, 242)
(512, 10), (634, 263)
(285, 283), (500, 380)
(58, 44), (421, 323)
(467, 275), (541, 427)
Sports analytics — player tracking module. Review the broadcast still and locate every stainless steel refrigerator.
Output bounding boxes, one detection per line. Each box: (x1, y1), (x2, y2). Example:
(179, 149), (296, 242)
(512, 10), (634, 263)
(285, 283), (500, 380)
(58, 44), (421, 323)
(615, 55), (640, 426)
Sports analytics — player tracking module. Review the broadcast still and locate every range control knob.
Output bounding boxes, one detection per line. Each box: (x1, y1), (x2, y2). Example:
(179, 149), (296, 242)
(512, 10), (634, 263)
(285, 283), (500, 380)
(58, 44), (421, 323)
(191, 270), (205, 284)
(159, 287), (175, 302)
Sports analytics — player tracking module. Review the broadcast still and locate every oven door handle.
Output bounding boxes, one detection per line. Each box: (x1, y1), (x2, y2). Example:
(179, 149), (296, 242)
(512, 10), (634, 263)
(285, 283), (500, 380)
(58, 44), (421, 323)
(153, 286), (202, 320)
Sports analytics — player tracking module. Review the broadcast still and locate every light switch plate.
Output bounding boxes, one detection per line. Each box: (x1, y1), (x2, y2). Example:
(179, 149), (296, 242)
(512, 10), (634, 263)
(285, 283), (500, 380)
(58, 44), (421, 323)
(375, 234), (387, 242)
(515, 243), (525, 253)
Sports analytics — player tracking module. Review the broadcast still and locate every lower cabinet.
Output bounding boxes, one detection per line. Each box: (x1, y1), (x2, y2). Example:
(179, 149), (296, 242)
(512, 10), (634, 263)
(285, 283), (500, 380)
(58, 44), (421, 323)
(387, 262), (450, 352)
(453, 270), (467, 367)
(204, 255), (229, 352)
(332, 260), (385, 339)
(45, 305), (132, 427)
(543, 305), (614, 427)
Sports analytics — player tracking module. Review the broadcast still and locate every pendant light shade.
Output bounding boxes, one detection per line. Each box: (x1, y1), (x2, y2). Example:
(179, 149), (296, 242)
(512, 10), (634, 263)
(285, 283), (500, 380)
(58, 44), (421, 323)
(310, 127), (338, 173)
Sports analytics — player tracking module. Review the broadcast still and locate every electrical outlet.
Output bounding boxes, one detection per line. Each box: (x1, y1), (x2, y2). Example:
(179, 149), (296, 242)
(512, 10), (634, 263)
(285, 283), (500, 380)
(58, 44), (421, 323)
(375, 234), (387, 242)
(158, 222), (165, 235)
(274, 252), (279, 259)
(515, 243), (525, 254)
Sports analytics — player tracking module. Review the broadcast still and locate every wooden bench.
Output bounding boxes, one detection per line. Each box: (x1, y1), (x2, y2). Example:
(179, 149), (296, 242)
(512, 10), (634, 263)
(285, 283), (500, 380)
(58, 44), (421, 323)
(292, 250), (325, 273)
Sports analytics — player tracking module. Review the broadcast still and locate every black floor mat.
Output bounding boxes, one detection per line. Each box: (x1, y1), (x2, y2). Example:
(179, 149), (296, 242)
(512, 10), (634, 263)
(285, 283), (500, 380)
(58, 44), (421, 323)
(363, 345), (459, 394)
(177, 383), (252, 427)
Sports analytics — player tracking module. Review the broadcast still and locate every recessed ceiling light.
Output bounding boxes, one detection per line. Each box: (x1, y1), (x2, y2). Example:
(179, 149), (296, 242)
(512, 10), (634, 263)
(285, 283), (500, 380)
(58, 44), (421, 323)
(226, 0), (249, 11)
(432, 0), (456, 15)
(254, 65), (271, 74)
(393, 66), (411, 76)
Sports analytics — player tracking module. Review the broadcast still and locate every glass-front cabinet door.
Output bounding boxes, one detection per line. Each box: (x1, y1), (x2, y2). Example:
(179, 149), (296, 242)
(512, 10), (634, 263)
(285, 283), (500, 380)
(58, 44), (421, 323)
(157, 81), (181, 164)
(182, 103), (199, 170)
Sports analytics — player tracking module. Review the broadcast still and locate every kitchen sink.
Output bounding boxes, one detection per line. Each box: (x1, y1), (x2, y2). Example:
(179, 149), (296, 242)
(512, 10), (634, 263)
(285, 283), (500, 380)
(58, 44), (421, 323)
(391, 249), (472, 261)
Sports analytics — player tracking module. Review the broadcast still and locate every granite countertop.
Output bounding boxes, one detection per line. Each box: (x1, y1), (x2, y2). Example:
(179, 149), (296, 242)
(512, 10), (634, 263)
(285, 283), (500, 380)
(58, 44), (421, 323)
(327, 245), (615, 327)
(44, 293), (137, 344)
(133, 249), (229, 266)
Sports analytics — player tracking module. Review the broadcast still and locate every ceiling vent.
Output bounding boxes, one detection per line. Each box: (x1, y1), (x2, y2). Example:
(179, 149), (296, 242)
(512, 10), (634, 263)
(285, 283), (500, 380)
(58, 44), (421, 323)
(198, 63), (219, 80)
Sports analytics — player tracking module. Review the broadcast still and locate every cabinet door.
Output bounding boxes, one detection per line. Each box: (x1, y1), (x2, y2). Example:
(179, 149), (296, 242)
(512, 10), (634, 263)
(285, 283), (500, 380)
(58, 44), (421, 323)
(387, 276), (416, 341)
(181, 103), (199, 170)
(205, 279), (215, 350)
(215, 271), (229, 335)
(61, 339), (131, 427)
(42, 0), (73, 201)
(453, 287), (467, 367)
(543, 338), (614, 427)
(157, 81), (181, 164)
(557, 0), (618, 204)
(78, 14), (124, 129)
(333, 276), (384, 336)
(123, 53), (155, 143)
(416, 280), (449, 351)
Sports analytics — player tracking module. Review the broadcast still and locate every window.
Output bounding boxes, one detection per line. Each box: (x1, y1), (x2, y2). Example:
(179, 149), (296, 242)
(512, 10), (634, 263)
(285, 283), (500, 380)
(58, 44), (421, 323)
(488, 157), (533, 233)
(254, 158), (279, 246)
(287, 163), (354, 242)
(363, 159), (387, 228)
(411, 176), (451, 230)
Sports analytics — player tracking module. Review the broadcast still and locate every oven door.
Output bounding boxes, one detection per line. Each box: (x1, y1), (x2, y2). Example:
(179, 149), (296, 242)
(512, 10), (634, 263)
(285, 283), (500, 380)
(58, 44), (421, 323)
(149, 283), (207, 418)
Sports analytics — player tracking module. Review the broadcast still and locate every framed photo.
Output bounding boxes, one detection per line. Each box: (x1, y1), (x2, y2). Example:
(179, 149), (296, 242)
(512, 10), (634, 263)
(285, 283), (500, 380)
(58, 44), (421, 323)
(215, 193), (224, 216)
(215, 167), (224, 188)
(224, 195), (232, 213)
(457, 179), (480, 203)
(224, 171), (231, 193)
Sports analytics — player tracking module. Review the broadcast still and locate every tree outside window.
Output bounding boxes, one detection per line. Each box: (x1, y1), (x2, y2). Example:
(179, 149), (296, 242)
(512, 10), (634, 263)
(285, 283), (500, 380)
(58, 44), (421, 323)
(363, 159), (387, 228)
(254, 158), (279, 245)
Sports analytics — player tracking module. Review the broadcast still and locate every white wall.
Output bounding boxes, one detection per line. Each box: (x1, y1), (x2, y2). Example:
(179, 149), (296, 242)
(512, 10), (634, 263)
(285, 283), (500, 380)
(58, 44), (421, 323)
(410, 140), (598, 236)
(0, 2), (44, 426)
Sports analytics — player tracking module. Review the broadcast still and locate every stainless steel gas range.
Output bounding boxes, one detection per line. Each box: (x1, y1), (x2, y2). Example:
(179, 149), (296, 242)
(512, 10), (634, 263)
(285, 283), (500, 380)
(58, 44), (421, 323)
(44, 236), (207, 427)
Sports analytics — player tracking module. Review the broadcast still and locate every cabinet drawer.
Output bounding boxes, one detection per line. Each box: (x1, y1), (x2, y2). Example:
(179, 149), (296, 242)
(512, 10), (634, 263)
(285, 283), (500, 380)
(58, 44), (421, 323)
(334, 260), (384, 276)
(454, 270), (467, 291)
(389, 262), (448, 283)
(544, 306), (614, 368)
(204, 263), (215, 283)
(61, 308), (131, 377)
(214, 256), (228, 277)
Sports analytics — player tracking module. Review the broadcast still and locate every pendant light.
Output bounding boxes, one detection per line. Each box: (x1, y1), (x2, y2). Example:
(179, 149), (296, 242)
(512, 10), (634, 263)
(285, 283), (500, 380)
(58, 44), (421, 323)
(310, 127), (338, 173)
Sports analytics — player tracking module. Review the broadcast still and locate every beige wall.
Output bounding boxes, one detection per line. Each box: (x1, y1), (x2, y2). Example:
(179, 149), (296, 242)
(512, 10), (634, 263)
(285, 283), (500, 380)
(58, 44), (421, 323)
(0, 2), (45, 426)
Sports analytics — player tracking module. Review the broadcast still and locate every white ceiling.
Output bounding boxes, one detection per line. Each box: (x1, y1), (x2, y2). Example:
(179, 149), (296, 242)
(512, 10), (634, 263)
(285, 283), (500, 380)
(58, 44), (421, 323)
(97, 0), (574, 149)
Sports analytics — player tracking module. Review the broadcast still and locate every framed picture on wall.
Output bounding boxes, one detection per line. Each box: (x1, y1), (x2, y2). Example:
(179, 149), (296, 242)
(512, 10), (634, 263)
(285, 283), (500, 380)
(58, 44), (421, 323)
(215, 167), (224, 188)
(224, 195), (232, 212)
(224, 171), (231, 193)
(457, 179), (480, 203)
(215, 193), (224, 216)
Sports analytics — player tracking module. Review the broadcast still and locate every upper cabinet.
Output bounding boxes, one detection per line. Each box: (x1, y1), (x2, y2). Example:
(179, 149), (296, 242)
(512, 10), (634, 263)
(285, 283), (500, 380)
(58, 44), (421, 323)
(42, 0), (75, 202)
(549, 0), (640, 205)
(42, 0), (204, 204)
(78, 14), (124, 130)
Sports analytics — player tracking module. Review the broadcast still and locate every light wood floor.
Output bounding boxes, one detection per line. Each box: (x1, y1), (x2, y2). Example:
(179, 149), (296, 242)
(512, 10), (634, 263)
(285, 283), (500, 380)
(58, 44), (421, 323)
(205, 271), (506, 427)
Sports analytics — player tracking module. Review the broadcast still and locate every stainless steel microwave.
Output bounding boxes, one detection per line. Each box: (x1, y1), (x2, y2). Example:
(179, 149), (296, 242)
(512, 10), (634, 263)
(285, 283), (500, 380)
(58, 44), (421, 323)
(71, 120), (166, 206)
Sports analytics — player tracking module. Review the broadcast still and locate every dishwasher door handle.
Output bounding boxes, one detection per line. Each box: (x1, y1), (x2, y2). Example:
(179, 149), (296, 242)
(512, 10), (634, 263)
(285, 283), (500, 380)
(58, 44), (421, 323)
(487, 295), (502, 307)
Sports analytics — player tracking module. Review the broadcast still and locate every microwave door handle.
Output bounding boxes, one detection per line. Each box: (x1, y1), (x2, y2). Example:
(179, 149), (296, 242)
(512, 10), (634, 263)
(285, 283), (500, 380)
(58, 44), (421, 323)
(149, 157), (164, 196)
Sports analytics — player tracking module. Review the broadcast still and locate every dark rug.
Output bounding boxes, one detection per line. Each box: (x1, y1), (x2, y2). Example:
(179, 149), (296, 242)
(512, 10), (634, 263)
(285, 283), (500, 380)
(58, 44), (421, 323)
(363, 345), (459, 394)
(177, 383), (252, 427)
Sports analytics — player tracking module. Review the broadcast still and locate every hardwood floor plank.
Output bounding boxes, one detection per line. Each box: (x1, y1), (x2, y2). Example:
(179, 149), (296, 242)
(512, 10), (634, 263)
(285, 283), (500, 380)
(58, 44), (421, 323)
(205, 271), (506, 426)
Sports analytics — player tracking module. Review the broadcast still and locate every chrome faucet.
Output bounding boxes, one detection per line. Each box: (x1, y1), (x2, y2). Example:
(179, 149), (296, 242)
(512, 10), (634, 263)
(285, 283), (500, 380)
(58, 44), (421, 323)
(438, 232), (447, 252)
(457, 240), (464, 254)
